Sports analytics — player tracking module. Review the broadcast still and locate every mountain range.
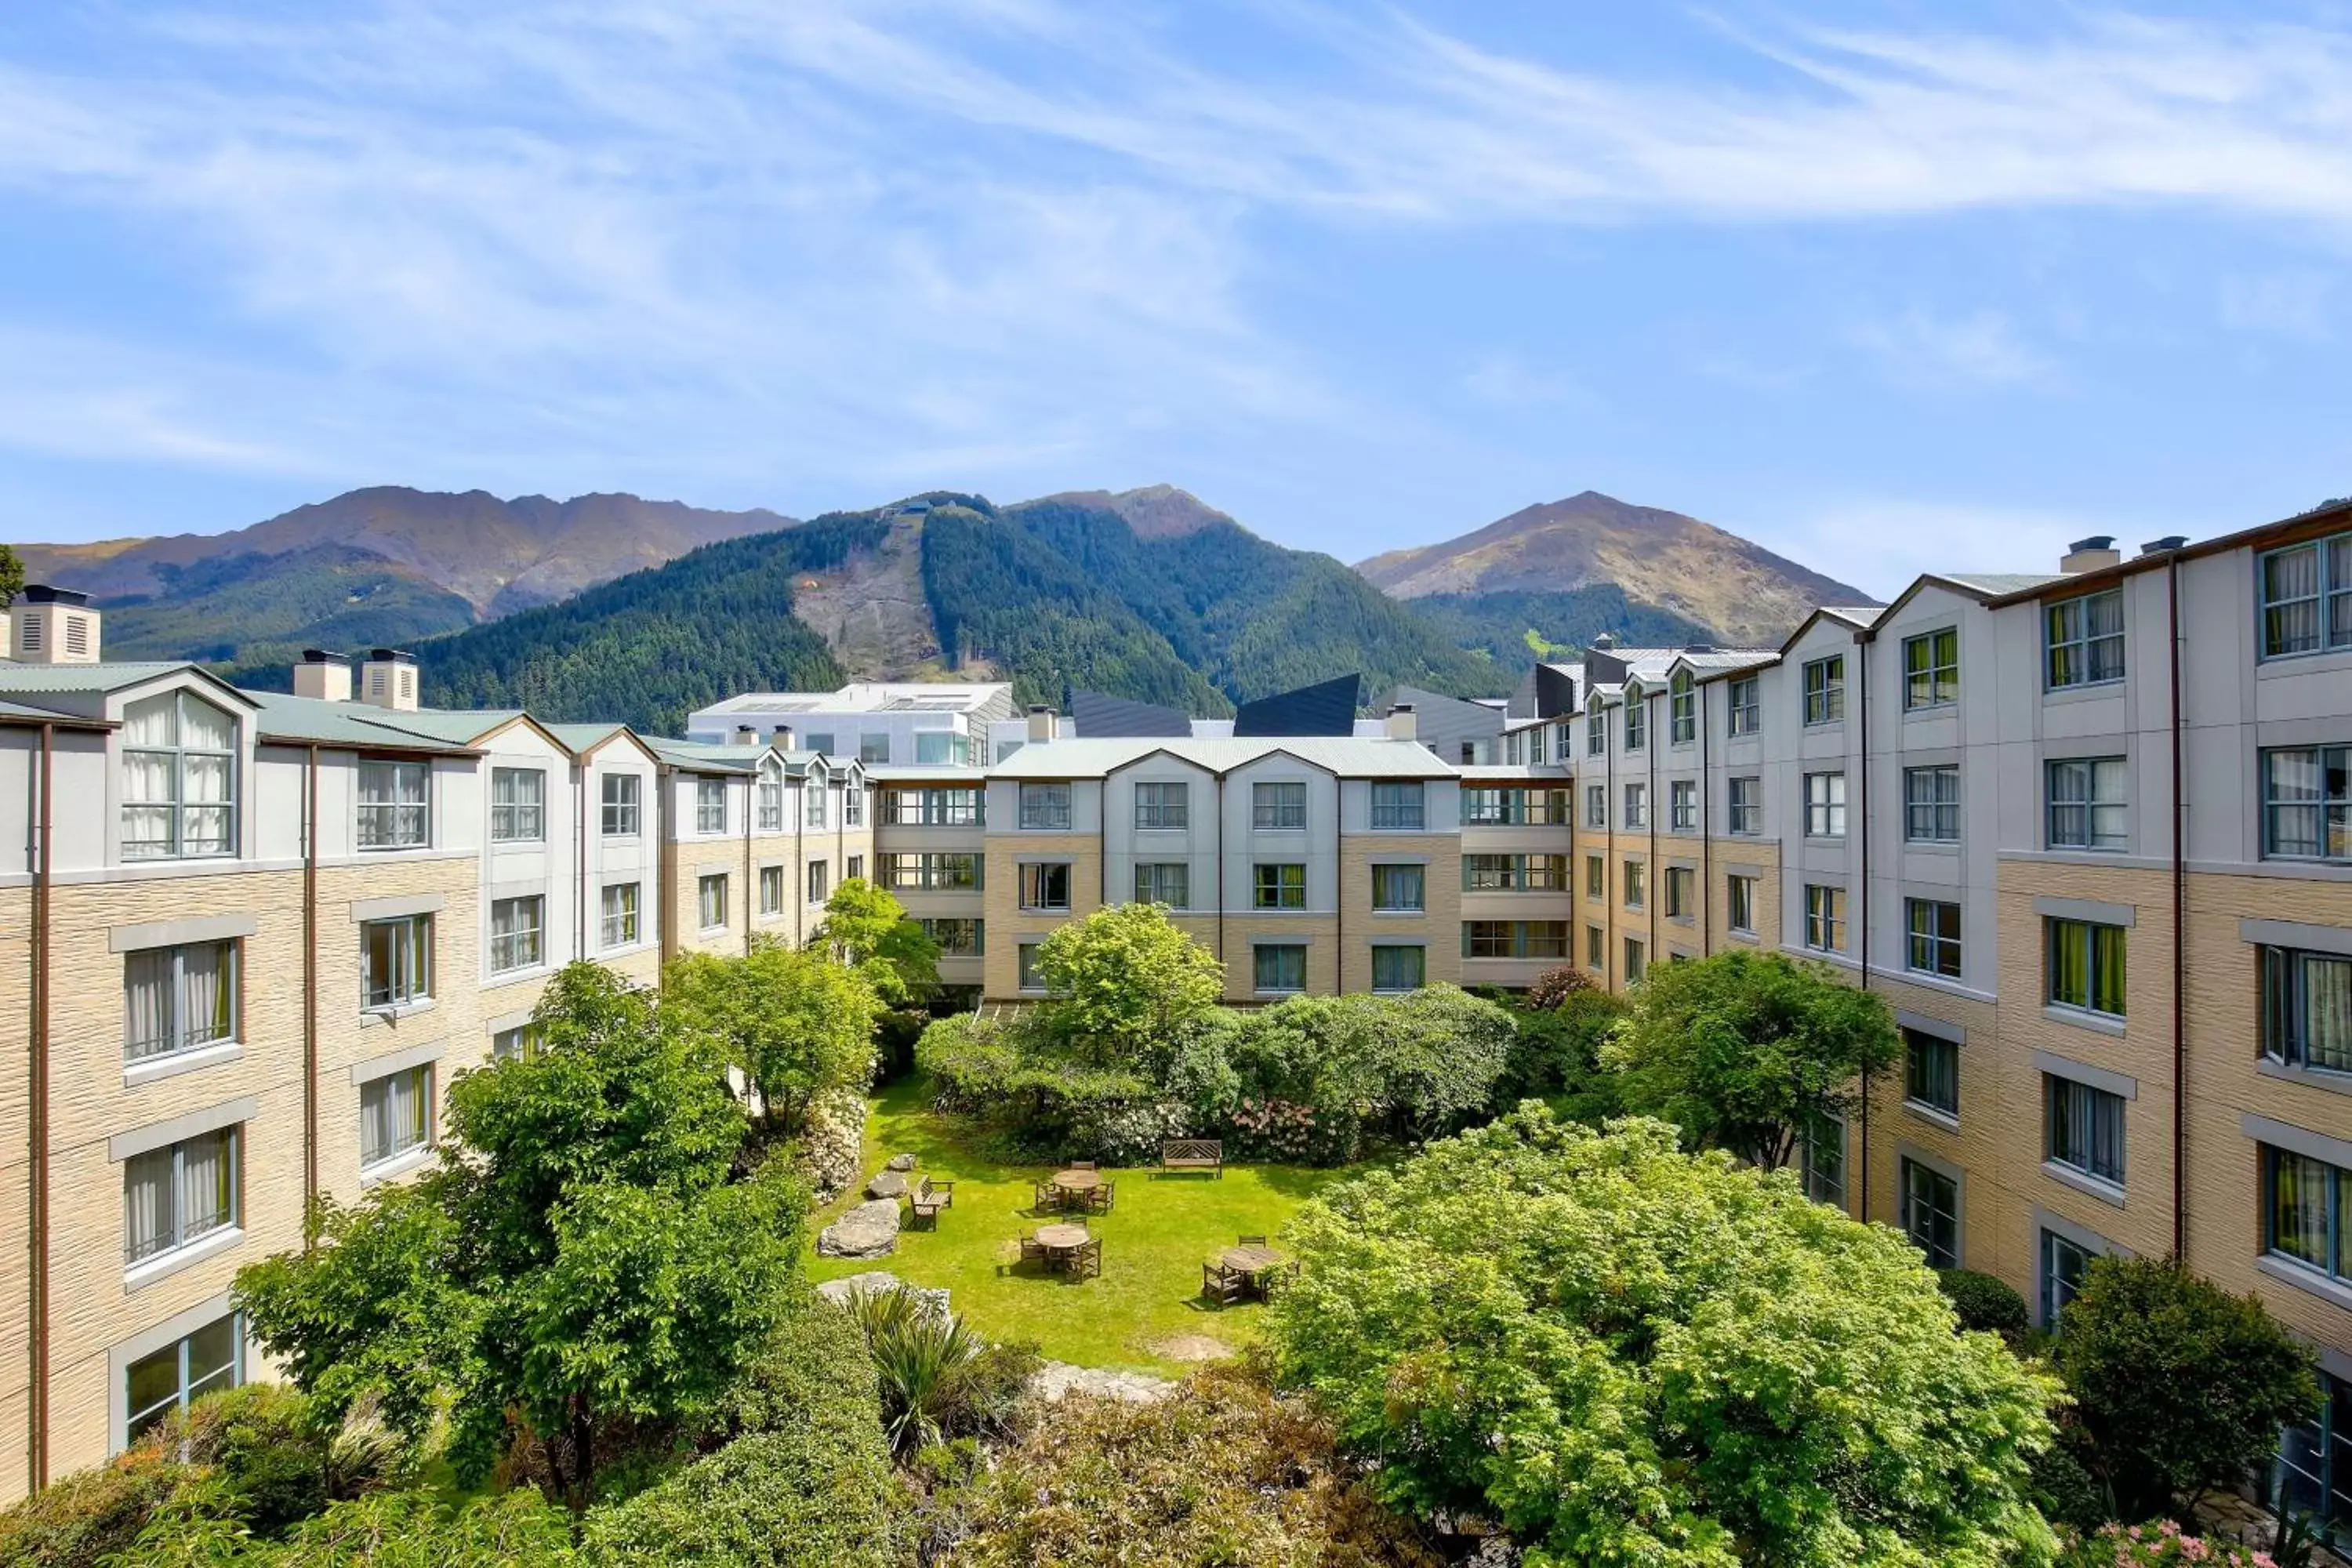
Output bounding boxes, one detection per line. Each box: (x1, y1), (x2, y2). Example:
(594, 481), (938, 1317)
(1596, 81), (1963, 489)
(6, 484), (1872, 734)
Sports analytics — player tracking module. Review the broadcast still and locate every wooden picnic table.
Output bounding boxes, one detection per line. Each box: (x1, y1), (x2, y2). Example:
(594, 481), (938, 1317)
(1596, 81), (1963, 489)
(1050, 1168), (1104, 1192)
(1036, 1223), (1093, 1252)
(1221, 1243), (1285, 1276)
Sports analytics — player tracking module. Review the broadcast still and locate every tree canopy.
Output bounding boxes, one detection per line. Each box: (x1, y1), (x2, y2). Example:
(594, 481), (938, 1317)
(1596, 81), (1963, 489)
(1033, 902), (1225, 1065)
(662, 941), (880, 1128)
(1264, 1105), (2060, 1566)
(808, 877), (939, 1007)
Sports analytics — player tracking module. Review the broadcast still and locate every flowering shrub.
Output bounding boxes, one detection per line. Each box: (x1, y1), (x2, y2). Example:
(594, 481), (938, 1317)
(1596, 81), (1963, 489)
(795, 1086), (868, 1202)
(2060, 1520), (2278, 1566)
(1072, 1100), (1192, 1165)
(1225, 1098), (1326, 1163)
(1525, 964), (1595, 1010)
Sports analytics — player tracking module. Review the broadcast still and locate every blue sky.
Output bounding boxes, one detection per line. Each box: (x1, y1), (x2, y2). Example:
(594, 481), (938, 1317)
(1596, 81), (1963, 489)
(3, 1), (2350, 597)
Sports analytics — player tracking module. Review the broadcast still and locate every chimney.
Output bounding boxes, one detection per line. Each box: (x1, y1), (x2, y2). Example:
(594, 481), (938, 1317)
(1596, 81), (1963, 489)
(1385, 702), (1418, 742)
(1590, 632), (1616, 652)
(770, 723), (796, 751)
(292, 648), (352, 702)
(9, 585), (100, 666)
(733, 724), (759, 746)
(1026, 704), (1054, 742)
(2138, 535), (2189, 558)
(2060, 535), (2122, 574)
(358, 648), (419, 712)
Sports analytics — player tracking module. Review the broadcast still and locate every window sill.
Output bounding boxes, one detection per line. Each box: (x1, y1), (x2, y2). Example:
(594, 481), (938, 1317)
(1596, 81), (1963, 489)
(361, 999), (437, 1028)
(483, 965), (552, 992)
(1903, 840), (1962, 854)
(361, 1145), (436, 1189)
(2042, 1004), (2127, 1036)
(358, 844), (433, 855)
(2257, 1057), (2352, 1097)
(124, 1226), (242, 1294)
(2041, 1161), (2126, 1208)
(1019, 906), (1073, 916)
(599, 938), (650, 958)
(1902, 1102), (1960, 1133)
(1371, 908), (1426, 918)
(123, 1040), (244, 1088)
(1727, 929), (1759, 944)
(2257, 1253), (2352, 1313)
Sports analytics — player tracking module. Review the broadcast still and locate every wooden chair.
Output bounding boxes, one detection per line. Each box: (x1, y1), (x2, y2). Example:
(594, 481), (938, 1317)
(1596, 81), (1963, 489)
(910, 1176), (953, 1229)
(1087, 1178), (1115, 1215)
(1202, 1261), (1245, 1307)
(1033, 1181), (1063, 1215)
(1238, 1234), (1267, 1247)
(1070, 1236), (1102, 1280)
(1018, 1232), (1046, 1267)
(1069, 1159), (1098, 1172)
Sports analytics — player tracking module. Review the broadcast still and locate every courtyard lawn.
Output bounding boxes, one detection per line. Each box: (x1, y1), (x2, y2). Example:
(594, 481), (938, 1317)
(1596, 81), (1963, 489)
(808, 1080), (1351, 1376)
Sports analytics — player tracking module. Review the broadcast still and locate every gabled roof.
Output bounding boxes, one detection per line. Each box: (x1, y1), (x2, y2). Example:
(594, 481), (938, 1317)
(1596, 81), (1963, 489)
(244, 692), (488, 754)
(542, 722), (662, 766)
(0, 659), (253, 706)
(989, 735), (1453, 780)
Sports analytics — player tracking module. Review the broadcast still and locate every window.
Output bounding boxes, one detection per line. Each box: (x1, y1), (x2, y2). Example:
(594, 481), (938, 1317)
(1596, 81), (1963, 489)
(860, 734), (891, 764)
(1664, 866), (1693, 917)
(362, 916), (431, 1010)
(1623, 860), (1646, 908)
(492, 1022), (542, 1062)
(1623, 938), (1646, 983)
(1727, 875), (1755, 935)
(1623, 699), (1646, 751)
(1461, 921), (1568, 959)
(1728, 675), (1761, 735)
(1584, 855), (1605, 899)
(1371, 863), (1425, 912)
(1904, 765), (1960, 843)
(1134, 782), (1189, 829)
(1467, 787), (1566, 826)
(695, 777), (727, 835)
(2048, 758), (2128, 851)
(490, 768), (544, 842)
(1669, 780), (1696, 831)
(2041, 1229), (2092, 1328)
(1253, 863), (1306, 910)
(361, 1064), (432, 1170)
(1669, 672), (1696, 743)
(1802, 1113), (1846, 1208)
(1803, 771), (1846, 837)
(1371, 946), (1425, 992)
(1904, 1029), (1959, 1117)
(1134, 862), (1190, 908)
(357, 760), (428, 849)
(1021, 862), (1073, 911)
(2259, 532), (2352, 658)
(1903, 627), (1959, 710)
(1017, 942), (1045, 993)
(2047, 589), (2125, 688)
(1804, 884), (1846, 952)
(1370, 782), (1425, 829)
(914, 731), (969, 767)
(600, 883), (640, 949)
(844, 786), (863, 829)
(883, 852), (982, 891)
(760, 865), (784, 915)
(757, 770), (782, 833)
(120, 691), (237, 859)
(1253, 782), (1307, 829)
(2263, 746), (2351, 862)
(1015, 782), (1069, 829)
(1906, 899), (1963, 978)
(1464, 853), (1566, 891)
(699, 873), (728, 931)
(805, 731), (837, 757)
(1727, 776), (1761, 835)
(2275, 1370), (2352, 1544)
(2263, 947), (2352, 1074)
(1586, 709), (1605, 755)
(125, 1312), (242, 1444)
(918, 918), (983, 956)
(1584, 785), (1606, 829)
(887, 787), (983, 826)
(2267, 1144), (2352, 1285)
(807, 860), (829, 905)
(804, 779), (828, 830)
(1623, 783), (1646, 829)
(123, 941), (236, 1064)
(1254, 944), (1307, 993)
(2047, 918), (2127, 1016)
(1802, 655), (1845, 725)
(601, 773), (641, 837)
(2045, 1075), (2125, 1186)
(1586, 924), (1605, 967)
(488, 895), (543, 975)
(1900, 1159), (1960, 1268)
(124, 1127), (238, 1267)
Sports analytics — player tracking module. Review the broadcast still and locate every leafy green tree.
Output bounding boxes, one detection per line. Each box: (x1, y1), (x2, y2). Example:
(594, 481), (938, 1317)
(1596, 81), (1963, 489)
(809, 877), (939, 1006)
(663, 940), (880, 1128)
(1034, 903), (1224, 1065)
(2053, 1257), (2319, 1523)
(1265, 1105), (2061, 1567)
(1602, 949), (1898, 1171)
(238, 962), (806, 1513)
(0, 543), (24, 608)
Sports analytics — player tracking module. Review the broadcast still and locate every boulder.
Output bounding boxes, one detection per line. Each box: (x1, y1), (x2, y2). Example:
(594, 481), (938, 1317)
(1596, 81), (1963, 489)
(1027, 1360), (1174, 1404)
(817, 1199), (901, 1259)
(865, 1170), (909, 1200)
(816, 1271), (950, 1324)
(886, 1152), (917, 1173)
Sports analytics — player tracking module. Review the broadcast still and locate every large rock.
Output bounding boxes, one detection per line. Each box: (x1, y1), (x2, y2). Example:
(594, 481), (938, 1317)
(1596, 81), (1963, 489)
(886, 1152), (917, 1173)
(865, 1170), (909, 1200)
(815, 1271), (949, 1324)
(817, 1199), (901, 1259)
(1027, 1360), (1174, 1405)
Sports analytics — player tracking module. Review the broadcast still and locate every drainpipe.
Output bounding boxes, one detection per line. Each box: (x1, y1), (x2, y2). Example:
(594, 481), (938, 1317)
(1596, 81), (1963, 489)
(742, 773), (753, 956)
(574, 757), (588, 960)
(1857, 635), (1872, 1222)
(303, 745), (320, 1216)
(1333, 775), (1345, 995)
(27, 721), (53, 1493)
(1214, 771), (1226, 992)
(2169, 554), (2187, 1260)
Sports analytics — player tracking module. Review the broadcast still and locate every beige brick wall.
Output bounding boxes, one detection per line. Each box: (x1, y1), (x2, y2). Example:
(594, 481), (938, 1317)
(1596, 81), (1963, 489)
(1340, 834), (1462, 992)
(1221, 915), (1340, 1000)
(982, 834), (1101, 998)
(0, 885), (28, 1501)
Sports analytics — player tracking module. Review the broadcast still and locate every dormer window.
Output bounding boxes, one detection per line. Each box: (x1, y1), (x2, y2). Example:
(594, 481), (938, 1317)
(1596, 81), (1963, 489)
(121, 691), (237, 860)
(1669, 672), (1695, 743)
(1623, 697), (1646, 752)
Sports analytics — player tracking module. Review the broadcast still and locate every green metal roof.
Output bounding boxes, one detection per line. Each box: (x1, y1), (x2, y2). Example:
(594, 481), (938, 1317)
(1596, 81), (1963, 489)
(243, 691), (485, 753)
(0, 661), (230, 697)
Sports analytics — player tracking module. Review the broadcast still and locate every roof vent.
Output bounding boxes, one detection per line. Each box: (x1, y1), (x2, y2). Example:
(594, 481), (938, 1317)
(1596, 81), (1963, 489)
(359, 648), (419, 712)
(1027, 704), (1056, 743)
(1590, 632), (1616, 652)
(1683, 642), (1716, 655)
(2138, 535), (2189, 557)
(293, 648), (352, 702)
(770, 723), (796, 751)
(733, 725), (759, 746)
(2060, 535), (2122, 575)
(9, 584), (100, 665)
(1385, 702), (1417, 743)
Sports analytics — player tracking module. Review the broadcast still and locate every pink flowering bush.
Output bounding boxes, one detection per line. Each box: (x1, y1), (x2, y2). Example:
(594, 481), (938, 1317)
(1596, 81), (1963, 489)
(2060, 1519), (2278, 1567)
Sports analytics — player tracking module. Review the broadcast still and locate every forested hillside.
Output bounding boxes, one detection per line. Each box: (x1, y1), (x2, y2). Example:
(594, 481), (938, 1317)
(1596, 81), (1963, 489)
(1410, 585), (1715, 675)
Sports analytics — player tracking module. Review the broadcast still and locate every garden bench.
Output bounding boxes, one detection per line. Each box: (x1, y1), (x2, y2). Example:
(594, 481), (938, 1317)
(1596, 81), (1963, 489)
(1160, 1139), (1224, 1177)
(909, 1176), (953, 1229)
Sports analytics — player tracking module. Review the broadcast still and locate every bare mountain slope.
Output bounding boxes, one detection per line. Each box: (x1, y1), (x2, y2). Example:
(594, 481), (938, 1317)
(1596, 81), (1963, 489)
(1357, 491), (1871, 648)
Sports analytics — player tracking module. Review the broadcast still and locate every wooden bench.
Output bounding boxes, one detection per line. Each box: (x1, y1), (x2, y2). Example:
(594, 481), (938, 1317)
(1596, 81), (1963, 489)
(1160, 1139), (1224, 1178)
(910, 1176), (953, 1229)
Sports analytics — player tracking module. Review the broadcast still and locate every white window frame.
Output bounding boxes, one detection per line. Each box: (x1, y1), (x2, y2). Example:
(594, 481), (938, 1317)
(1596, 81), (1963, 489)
(490, 767), (545, 844)
(599, 883), (641, 949)
(357, 760), (429, 851)
(120, 691), (239, 861)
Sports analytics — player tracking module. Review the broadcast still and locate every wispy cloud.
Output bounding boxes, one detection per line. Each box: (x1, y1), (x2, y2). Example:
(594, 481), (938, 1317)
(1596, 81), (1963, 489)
(1850, 309), (2058, 390)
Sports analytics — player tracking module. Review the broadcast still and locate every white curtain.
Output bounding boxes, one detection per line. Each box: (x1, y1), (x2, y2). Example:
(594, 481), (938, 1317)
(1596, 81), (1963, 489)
(122, 695), (177, 748)
(183, 754), (231, 854)
(2310, 956), (2352, 1073)
(120, 750), (177, 857)
(361, 1081), (391, 1166)
(124, 949), (170, 1060)
(124, 1149), (170, 1261)
(183, 943), (230, 1047)
(180, 697), (234, 753)
(180, 1132), (227, 1240)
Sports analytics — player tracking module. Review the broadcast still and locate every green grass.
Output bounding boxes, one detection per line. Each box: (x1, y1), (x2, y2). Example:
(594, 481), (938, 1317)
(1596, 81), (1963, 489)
(807, 1081), (1351, 1376)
